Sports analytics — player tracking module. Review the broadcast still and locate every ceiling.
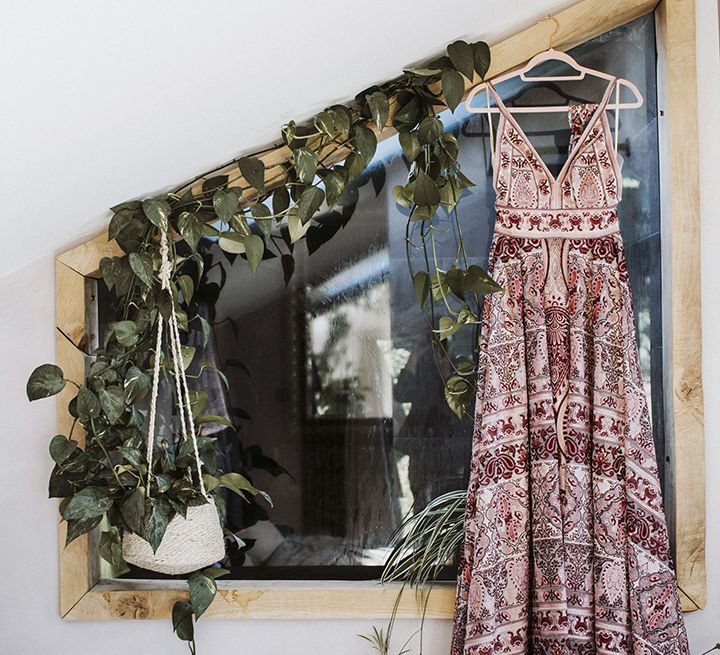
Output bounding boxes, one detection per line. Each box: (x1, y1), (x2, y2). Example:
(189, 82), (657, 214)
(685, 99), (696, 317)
(0, 0), (573, 277)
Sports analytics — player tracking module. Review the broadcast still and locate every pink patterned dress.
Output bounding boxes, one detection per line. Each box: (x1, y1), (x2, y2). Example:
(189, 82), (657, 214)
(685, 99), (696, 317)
(451, 78), (689, 655)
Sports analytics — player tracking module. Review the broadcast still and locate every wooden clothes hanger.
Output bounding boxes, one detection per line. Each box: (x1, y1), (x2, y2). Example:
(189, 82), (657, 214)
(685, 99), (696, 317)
(463, 16), (644, 157)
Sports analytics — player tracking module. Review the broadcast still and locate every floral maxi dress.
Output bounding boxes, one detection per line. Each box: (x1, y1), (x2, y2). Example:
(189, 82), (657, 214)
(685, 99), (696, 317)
(450, 78), (690, 655)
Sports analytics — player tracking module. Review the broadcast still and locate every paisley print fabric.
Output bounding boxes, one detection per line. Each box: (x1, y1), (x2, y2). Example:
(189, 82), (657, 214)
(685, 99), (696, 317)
(450, 78), (689, 655)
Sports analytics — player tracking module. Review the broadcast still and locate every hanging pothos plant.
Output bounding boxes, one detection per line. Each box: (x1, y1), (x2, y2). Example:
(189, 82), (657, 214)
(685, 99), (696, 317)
(27, 36), (498, 652)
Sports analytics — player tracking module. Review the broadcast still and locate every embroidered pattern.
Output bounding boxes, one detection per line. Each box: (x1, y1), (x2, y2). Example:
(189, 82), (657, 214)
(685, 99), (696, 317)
(451, 87), (689, 655)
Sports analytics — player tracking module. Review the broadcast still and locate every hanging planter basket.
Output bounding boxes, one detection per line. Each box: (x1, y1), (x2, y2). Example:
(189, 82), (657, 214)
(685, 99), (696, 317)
(123, 228), (225, 575)
(122, 503), (225, 575)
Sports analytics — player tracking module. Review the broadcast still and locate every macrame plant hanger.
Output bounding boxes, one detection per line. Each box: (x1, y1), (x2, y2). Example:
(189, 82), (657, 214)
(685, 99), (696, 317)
(464, 15), (644, 162)
(122, 229), (225, 576)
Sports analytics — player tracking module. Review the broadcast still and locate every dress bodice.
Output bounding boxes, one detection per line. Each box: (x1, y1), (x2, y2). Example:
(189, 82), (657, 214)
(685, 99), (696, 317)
(487, 79), (624, 238)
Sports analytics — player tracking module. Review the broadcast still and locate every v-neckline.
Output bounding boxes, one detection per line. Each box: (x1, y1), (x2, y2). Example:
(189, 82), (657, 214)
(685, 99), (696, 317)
(487, 77), (617, 188)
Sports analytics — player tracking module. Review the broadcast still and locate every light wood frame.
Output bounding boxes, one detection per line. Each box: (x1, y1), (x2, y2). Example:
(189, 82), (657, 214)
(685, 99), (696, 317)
(55, 0), (705, 621)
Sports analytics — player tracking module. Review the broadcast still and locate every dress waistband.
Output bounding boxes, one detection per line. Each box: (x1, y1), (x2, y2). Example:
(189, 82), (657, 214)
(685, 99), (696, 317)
(494, 206), (620, 239)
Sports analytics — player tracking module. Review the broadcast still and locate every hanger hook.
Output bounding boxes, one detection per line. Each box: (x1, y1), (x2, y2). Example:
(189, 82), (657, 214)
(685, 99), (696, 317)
(541, 15), (560, 49)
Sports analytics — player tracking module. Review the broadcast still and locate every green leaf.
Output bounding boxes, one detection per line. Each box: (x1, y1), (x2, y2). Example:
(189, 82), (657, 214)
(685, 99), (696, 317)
(418, 116), (443, 145)
(188, 571), (217, 618)
(352, 125), (377, 166)
(213, 189), (239, 223)
(243, 234), (264, 273)
(177, 275), (194, 304)
(27, 364), (66, 401)
(297, 186), (325, 224)
(366, 91), (389, 131)
(250, 203), (271, 220)
(49, 435), (77, 465)
(65, 516), (102, 546)
(438, 315), (461, 341)
(329, 104), (351, 134)
(62, 486), (113, 520)
(287, 207), (310, 243)
(145, 496), (175, 552)
(413, 169), (440, 206)
(129, 251), (153, 287)
(114, 320), (139, 347)
(172, 600), (195, 642)
(392, 95), (421, 132)
(464, 264), (503, 294)
(218, 232), (246, 254)
(181, 345), (196, 370)
(124, 366), (150, 403)
(98, 528), (124, 567)
(447, 40), (475, 81)
(294, 147), (317, 184)
(108, 206), (141, 242)
(142, 199), (171, 231)
(196, 414), (234, 429)
(323, 170), (346, 208)
(272, 187), (290, 216)
(399, 132), (420, 162)
(442, 69), (465, 111)
(76, 386), (101, 422)
(444, 374), (474, 419)
(203, 472), (267, 504)
(446, 266), (465, 301)
(314, 109), (338, 136)
(412, 271), (430, 307)
(281, 120), (296, 146)
(177, 212), (204, 251)
(392, 183), (413, 209)
(237, 156), (265, 192)
(120, 487), (145, 535)
(99, 386), (125, 425)
(457, 170), (476, 189)
(471, 41), (491, 79)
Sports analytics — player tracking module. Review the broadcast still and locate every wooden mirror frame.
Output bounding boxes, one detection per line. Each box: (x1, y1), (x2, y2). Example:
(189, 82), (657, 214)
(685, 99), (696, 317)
(54, 0), (705, 621)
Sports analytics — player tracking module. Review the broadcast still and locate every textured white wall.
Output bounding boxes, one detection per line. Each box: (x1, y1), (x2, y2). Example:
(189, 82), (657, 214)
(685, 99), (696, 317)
(0, 0), (571, 278)
(1, 0), (719, 653)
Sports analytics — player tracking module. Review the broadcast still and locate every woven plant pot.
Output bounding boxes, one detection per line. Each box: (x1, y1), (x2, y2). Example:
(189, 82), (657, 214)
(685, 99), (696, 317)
(122, 502), (225, 575)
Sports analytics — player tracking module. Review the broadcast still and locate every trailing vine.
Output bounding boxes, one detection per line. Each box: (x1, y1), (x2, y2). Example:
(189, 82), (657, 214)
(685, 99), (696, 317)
(26, 36), (498, 651)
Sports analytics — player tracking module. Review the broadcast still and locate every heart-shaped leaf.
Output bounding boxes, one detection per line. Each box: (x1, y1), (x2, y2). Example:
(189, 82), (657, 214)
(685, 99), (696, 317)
(177, 212), (204, 251)
(27, 364), (66, 401)
(237, 156), (265, 192)
(399, 132), (420, 162)
(412, 271), (430, 307)
(188, 570), (217, 618)
(49, 435), (77, 465)
(124, 366), (150, 403)
(213, 190), (239, 223)
(62, 486), (113, 520)
(294, 147), (317, 184)
(471, 41), (491, 79)
(413, 169), (441, 206)
(142, 199), (171, 231)
(447, 40), (475, 81)
(366, 91), (389, 131)
(129, 251), (153, 287)
(114, 320), (139, 347)
(442, 69), (465, 112)
(243, 234), (264, 273)
(99, 386), (125, 425)
(76, 386), (101, 422)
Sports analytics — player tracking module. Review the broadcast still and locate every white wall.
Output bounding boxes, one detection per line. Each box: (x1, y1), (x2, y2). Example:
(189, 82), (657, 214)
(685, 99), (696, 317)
(1, 1), (719, 653)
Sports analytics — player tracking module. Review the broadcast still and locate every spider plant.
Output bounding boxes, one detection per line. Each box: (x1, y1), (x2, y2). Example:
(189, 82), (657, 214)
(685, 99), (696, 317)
(359, 489), (467, 655)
